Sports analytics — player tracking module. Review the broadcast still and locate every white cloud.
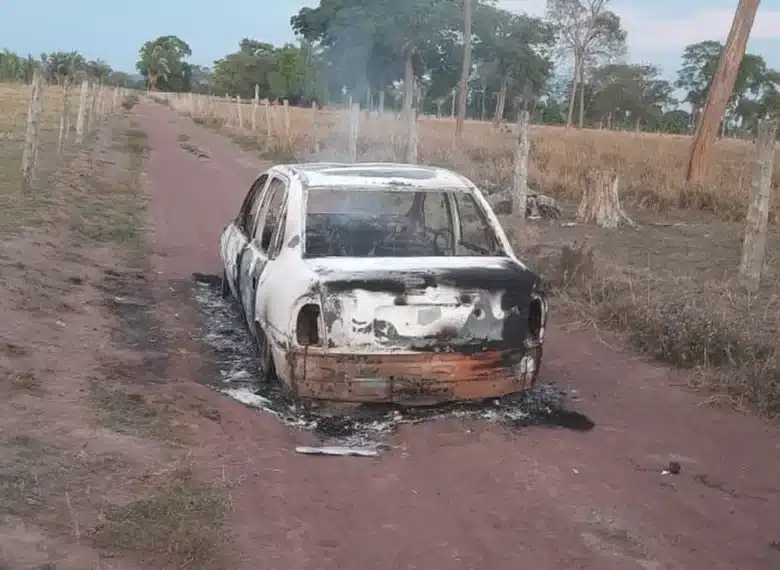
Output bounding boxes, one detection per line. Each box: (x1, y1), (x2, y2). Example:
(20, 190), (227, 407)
(497, 1), (780, 54)
(619, 6), (780, 53)
(497, 0), (547, 17)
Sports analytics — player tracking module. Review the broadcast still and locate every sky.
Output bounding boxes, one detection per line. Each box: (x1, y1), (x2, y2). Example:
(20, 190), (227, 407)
(2, 0), (780, 83)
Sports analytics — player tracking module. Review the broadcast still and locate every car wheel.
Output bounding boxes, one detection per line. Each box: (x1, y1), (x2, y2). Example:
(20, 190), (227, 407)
(220, 269), (230, 298)
(257, 329), (277, 382)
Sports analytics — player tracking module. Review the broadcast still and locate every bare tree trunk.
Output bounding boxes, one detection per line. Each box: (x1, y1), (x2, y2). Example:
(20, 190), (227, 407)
(378, 90), (385, 117)
(577, 70), (585, 129)
(739, 118), (778, 292)
(436, 100), (443, 117)
(512, 110), (530, 220)
(686, 0), (760, 183)
(402, 51), (414, 121)
(481, 85), (487, 121)
(566, 60), (580, 128)
(577, 171), (635, 229)
(493, 78), (507, 126)
(455, 0), (472, 140)
(451, 89), (455, 118)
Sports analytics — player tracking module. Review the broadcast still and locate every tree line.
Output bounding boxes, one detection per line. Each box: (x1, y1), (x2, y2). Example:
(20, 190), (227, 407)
(3, 0), (778, 135)
(0, 49), (139, 87)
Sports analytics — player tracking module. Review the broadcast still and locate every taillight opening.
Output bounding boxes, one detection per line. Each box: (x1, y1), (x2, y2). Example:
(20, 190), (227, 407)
(296, 304), (322, 346)
(528, 295), (545, 341)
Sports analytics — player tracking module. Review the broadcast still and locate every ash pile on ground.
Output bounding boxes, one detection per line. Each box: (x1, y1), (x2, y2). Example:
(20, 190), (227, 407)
(193, 274), (593, 449)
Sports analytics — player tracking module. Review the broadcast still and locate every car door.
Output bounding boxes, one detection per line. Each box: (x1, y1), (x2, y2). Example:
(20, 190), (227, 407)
(237, 175), (289, 338)
(220, 174), (269, 297)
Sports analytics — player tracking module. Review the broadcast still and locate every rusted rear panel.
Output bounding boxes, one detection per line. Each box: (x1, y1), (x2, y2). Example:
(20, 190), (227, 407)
(286, 345), (541, 405)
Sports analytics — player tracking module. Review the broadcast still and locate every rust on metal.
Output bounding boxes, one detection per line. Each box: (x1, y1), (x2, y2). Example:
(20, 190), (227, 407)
(284, 343), (542, 406)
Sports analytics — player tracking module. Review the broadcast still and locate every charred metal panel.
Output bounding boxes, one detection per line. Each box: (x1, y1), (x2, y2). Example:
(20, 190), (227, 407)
(287, 348), (540, 405)
(315, 260), (541, 355)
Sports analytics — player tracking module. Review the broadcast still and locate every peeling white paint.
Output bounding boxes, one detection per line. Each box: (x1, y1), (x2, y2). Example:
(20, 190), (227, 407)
(218, 162), (546, 389)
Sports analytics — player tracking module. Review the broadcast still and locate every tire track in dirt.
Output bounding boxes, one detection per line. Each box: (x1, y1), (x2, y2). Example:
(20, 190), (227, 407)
(135, 99), (780, 570)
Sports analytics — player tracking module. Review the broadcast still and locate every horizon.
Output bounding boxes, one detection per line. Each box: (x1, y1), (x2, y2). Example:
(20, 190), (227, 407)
(2, 0), (780, 83)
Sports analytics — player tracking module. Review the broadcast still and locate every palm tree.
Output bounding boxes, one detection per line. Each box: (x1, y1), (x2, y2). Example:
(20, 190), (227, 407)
(137, 43), (171, 91)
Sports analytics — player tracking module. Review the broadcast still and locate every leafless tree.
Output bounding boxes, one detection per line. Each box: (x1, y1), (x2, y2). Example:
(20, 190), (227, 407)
(546, 0), (626, 128)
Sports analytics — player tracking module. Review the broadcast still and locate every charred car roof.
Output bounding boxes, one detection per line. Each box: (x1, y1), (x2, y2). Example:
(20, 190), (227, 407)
(272, 162), (476, 191)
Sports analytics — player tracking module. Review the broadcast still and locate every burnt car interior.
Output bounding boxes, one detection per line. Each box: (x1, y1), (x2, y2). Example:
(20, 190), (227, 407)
(304, 188), (504, 258)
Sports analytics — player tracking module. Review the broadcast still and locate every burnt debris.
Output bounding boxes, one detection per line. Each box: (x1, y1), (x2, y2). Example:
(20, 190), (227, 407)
(192, 274), (592, 449)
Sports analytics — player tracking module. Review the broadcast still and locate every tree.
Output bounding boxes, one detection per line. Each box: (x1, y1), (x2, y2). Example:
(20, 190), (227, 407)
(40, 51), (87, 85)
(590, 63), (674, 130)
(676, 40), (769, 133)
(455, 0), (473, 139)
(85, 59), (112, 83)
(211, 40), (327, 104)
(675, 40), (722, 121)
(686, 0), (760, 183)
(546, 0), (626, 128)
(473, 4), (554, 125)
(292, 0), (460, 117)
(136, 35), (192, 91)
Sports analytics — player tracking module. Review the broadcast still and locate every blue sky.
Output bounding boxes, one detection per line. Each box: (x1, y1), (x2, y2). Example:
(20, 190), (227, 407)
(2, 0), (780, 82)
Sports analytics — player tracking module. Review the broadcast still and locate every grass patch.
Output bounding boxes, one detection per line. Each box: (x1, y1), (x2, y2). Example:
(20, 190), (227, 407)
(0, 435), (55, 515)
(122, 92), (140, 110)
(190, 114), (298, 162)
(531, 238), (780, 418)
(69, 126), (147, 246)
(4, 370), (43, 394)
(88, 379), (182, 443)
(92, 466), (229, 568)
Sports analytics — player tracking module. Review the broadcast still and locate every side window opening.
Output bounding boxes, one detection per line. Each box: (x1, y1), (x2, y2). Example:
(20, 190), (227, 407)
(238, 174), (268, 235)
(254, 178), (288, 255)
(453, 193), (503, 255)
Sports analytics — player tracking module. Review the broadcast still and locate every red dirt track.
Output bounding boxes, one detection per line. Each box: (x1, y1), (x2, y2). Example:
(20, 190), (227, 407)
(137, 101), (780, 570)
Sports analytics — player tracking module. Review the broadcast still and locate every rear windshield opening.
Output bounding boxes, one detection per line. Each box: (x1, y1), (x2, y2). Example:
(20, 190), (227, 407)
(303, 187), (505, 258)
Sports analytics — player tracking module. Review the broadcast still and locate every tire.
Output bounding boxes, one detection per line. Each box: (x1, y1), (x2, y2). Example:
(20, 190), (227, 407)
(257, 329), (277, 382)
(220, 269), (230, 298)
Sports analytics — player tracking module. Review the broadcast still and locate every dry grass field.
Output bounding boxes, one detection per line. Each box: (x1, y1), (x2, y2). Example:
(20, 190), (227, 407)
(163, 94), (780, 221)
(154, 91), (780, 418)
(1, 82), (84, 231)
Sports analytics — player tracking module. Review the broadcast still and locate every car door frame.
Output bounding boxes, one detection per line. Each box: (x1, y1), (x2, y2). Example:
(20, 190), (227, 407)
(221, 173), (270, 297)
(237, 173), (290, 338)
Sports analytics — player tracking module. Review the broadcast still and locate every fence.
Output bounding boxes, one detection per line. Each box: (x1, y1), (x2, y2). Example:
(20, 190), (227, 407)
(0, 71), (131, 195)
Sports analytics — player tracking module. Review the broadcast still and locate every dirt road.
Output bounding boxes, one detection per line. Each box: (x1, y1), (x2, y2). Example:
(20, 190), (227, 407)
(136, 100), (780, 570)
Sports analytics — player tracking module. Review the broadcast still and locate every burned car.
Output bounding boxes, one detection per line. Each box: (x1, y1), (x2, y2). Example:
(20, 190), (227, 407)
(219, 162), (548, 406)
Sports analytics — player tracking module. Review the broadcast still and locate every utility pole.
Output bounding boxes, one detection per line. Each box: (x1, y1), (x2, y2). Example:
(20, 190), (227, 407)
(455, 0), (472, 140)
(686, 0), (761, 183)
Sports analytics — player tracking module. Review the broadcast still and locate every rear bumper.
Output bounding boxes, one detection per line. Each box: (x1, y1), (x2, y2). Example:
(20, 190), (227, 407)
(282, 344), (542, 405)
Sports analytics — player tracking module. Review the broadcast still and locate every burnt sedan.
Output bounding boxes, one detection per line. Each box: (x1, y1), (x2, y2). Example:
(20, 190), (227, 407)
(219, 162), (548, 406)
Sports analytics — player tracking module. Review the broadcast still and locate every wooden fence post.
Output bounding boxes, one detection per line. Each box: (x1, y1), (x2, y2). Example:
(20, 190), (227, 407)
(252, 85), (259, 132)
(264, 101), (273, 152)
(236, 95), (243, 129)
(86, 83), (98, 133)
(57, 79), (72, 155)
(283, 100), (291, 147)
(739, 118), (778, 292)
(21, 68), (43, 192)
(76, 80), (89, 143)
(512, 110), (530, 219)
(348, 102), (359, 162)
(311, 101), (319, 154)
